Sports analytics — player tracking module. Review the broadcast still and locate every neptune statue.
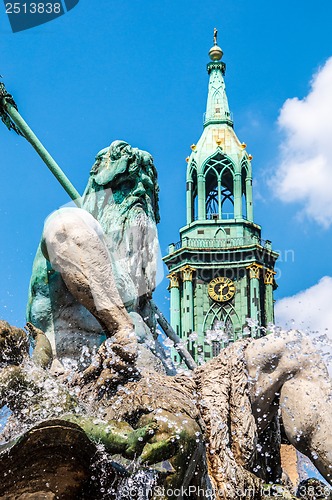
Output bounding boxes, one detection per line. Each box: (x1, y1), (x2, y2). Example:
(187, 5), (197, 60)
(0, 138), (331, 499)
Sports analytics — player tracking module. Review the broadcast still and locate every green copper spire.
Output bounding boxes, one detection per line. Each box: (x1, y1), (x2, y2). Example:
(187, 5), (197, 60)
(204, 29), (232, 127)
(163, 31), (279, 366)
(185, 32), (253, 224)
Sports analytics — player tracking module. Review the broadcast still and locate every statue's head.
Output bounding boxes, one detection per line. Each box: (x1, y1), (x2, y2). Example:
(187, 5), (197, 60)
(87, 140), (160, 223)
(81, 141), (162, 302)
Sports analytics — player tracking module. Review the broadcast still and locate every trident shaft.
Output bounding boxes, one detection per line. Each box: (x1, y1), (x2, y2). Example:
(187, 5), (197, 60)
(0, 81), (81, 207)
(0, 82), (197, 371)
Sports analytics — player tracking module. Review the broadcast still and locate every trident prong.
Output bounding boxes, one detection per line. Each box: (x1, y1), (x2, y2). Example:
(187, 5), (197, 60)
(0, 81), (81, 207)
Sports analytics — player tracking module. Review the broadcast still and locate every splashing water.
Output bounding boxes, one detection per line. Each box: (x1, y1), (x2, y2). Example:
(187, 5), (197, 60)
(90, 446), (158, 500)
(117, 469), (158, 500)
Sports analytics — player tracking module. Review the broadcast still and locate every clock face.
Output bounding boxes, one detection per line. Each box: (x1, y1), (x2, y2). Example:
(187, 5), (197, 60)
(208, 277), (236, 303)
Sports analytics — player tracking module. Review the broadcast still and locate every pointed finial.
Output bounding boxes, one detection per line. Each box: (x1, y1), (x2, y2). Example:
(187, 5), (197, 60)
(209, 28), (223, 61)
(213, 27), (218, 45)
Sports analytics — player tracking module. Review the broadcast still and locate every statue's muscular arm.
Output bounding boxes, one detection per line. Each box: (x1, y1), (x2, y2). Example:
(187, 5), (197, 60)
(42, 207), (138, 366)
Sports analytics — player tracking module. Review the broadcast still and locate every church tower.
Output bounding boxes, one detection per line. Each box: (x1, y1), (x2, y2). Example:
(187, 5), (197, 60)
(163, 32), (279, 364)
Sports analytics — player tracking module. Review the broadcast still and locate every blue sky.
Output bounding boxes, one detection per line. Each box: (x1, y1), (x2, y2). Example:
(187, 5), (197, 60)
(1, 0), (332, 330)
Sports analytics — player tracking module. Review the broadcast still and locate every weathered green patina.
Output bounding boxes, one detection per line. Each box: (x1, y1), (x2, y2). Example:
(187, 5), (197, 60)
(1, 32), (332, 500)
(0, 81), (81, 205)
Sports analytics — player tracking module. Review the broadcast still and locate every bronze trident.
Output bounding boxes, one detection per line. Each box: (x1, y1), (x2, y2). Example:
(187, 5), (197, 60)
(0, 81), (82, 207)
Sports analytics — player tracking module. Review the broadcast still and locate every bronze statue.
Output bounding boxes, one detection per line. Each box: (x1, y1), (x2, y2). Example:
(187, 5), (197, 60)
(0, 140), (331, 499)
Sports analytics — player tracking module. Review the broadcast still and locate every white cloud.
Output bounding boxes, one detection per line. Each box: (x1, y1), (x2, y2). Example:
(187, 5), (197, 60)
(275, 276), (332, 332)
(275, 276), (332, 372)
(272, 58), (332, 228)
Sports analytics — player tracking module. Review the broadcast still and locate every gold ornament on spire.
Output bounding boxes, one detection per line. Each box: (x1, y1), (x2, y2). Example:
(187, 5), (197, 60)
(209, 28), (223, 61)
(213, 27), (218, 45)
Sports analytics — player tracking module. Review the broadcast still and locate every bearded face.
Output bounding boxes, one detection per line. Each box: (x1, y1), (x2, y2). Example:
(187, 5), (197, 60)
(85, 140), (160, 222)
(82, 141), (161, 305)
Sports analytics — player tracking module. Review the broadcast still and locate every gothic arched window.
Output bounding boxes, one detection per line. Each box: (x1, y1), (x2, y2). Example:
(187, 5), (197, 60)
(203, 302), (240, 358)
(205, 166), (219, 218)
(204, 153), (235, 220)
